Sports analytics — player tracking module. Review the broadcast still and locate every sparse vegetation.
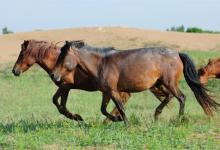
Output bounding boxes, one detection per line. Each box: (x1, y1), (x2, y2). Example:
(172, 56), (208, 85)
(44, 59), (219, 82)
(2, 27), (13, 34)
(0, 51), (220, 149)
(167, 25), (220, 34)
(166, 25), (185, 32)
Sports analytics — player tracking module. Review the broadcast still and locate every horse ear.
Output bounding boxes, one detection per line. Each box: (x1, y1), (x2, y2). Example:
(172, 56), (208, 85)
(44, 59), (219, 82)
(208, 58), (212, 63)
(22, 40), (29, 49)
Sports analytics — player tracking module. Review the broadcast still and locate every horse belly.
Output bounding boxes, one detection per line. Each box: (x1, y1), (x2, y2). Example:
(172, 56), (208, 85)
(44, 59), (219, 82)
(118, 69), (159, 92)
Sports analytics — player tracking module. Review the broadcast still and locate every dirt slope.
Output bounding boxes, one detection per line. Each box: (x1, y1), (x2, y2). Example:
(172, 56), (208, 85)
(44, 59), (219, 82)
(0, 27), (220, 64)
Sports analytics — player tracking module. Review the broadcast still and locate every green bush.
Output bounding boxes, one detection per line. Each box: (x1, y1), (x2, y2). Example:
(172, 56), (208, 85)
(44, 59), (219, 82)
(186, 27), (203, 33)
(2, 27), (13, 34)
(167, 25), (220, 34)
(167, 25), (185, 32)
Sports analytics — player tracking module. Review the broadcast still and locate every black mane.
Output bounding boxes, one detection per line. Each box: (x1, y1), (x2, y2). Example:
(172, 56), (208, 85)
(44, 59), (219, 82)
(56, 40), (117, 65)
(56, 41), (71, 65)
(70, 40), (85, 49)
(69, 40), (116, 54)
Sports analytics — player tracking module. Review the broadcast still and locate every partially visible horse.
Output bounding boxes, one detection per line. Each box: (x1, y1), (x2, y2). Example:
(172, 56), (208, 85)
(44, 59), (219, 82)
(12, 40), (130, 121)
(198, 58), (220, 85)
(51, 41), (220, 125)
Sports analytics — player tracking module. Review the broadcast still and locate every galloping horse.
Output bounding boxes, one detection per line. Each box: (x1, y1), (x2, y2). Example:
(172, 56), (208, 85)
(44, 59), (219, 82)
(12, 40), (130, 121)
(61, 41), (175, 120)
(12, 40), (171, 122)
(51, 41), (220, 125)
(198, 58), (220, 85)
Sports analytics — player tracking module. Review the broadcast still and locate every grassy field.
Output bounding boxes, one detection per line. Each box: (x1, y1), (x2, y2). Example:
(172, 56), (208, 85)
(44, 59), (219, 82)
(0, 51), (220, 150)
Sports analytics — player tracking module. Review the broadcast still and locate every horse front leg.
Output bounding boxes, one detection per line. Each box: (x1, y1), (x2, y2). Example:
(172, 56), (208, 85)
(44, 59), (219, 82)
(52, 86), (83, 121)
(52, 87), (62, 111)
(101, 93), (123, 122)
(59, 88), (83, 121)
(104, 92), (130, 123)
(110, 91), (129, 125)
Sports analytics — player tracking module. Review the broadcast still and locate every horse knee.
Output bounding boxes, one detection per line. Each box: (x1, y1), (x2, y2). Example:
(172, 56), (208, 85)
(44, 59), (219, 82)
(178, 94), (185, 104)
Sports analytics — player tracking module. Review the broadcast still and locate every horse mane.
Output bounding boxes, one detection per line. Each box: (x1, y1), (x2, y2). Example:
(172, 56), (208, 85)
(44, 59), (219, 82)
(24, 40), (58, 62)
(210, 58), (220, 64)
(55, 41), (71, 65)
(69, 40), (116, 55)
(55, 40), (117, 66)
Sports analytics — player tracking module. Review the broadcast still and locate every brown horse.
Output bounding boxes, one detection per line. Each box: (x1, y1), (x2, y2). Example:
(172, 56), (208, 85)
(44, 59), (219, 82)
(12, 40), (170, 122)
(12, 40), (130, 121)
(51, 41), (220, 125)
(198, 58), (220, 85)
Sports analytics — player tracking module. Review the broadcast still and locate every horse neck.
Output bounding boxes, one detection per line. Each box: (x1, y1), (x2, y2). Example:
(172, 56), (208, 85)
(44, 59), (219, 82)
(36, 48), (60, 74)
(76, 50), (102, 78)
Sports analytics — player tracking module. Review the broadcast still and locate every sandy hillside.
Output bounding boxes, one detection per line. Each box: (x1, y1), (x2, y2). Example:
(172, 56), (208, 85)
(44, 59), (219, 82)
(0, 27), (220, 64)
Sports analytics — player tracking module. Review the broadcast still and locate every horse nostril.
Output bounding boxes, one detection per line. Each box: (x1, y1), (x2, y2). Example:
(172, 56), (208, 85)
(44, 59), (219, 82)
(50, 74), (54, 79)
(12, 69), (21, 76)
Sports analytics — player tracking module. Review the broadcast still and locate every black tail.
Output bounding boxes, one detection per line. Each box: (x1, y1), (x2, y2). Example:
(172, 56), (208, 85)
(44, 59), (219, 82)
(179, 53), (220, 116)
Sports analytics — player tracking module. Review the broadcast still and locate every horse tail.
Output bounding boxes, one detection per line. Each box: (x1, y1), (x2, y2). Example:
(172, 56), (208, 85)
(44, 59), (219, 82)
(179, 53), (220, 116)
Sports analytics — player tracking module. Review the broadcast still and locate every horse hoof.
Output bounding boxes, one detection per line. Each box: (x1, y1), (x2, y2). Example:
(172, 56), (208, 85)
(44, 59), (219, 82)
(74, 114), (84, 121)
(124, 121), (129, 127)
(115, 115), (123, 121)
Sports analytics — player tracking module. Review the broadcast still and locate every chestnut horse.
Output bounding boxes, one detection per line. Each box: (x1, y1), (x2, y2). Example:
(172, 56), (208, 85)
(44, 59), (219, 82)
(198, 58), (220, 85)
(12, 40), (171, 122)
(51, 41), (220, 125)
(12, 40), (129, 121)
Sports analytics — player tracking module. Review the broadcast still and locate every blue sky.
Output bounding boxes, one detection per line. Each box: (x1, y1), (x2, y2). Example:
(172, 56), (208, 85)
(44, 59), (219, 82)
(0, 0), (219, 33)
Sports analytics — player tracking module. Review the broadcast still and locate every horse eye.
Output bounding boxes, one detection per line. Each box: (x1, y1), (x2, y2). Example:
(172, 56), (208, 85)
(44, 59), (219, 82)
(66, 62), (73, 70)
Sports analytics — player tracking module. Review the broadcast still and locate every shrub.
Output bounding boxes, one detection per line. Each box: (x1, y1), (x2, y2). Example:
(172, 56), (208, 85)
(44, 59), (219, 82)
(167, 25), (185, 32)
(186, 27), (203, 33)
(2, 27), (13, 34)
(167, 25), (220, 34)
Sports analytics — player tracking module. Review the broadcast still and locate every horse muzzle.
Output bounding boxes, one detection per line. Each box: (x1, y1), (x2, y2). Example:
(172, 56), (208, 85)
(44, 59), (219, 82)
(12, 68), (21, 76)
(50, 73), (61, 82)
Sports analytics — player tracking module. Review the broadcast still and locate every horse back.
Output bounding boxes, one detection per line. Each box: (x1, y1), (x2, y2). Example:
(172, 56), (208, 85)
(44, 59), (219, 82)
(101, 47), (183, 92)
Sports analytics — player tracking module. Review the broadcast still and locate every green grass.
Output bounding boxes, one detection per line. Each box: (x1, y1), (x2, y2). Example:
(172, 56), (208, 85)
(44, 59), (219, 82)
(0, 51), (220, 150)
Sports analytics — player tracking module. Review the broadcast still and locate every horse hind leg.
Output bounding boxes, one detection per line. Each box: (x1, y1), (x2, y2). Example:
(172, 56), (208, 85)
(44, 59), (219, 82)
(152, 88), (174, 120)
(165, 83), (186, 116)
(150, 80), (173, 119)
(161, 78), (185, 117)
